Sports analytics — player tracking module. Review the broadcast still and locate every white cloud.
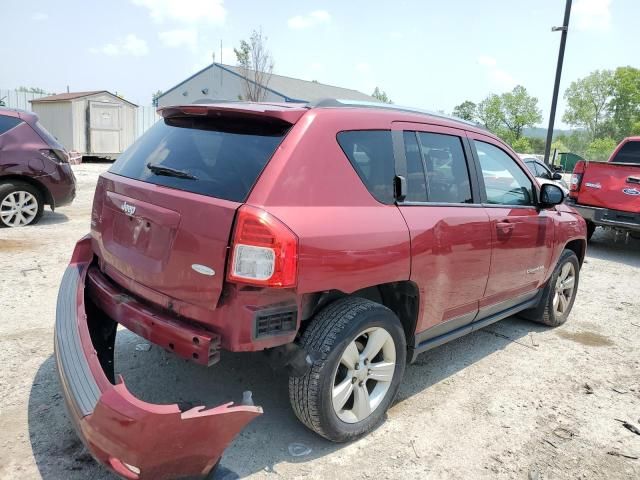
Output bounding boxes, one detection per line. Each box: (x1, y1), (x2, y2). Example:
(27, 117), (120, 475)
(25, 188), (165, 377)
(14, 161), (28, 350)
(159, 29), (198, 50)
(89, 34), (149, 57)
(310, 62), (324, 72)
(32, 12), (48, 21)
(132, 0), (226, 24)
(477, 55), (497, 67)
(288, 10), (331, 30)
(477, 55), (516, 90)
(574, 0), (612, 32)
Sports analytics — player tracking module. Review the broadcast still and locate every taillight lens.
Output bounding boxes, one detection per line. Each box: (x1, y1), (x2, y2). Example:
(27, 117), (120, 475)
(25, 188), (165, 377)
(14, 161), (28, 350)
(227, 205), (298, 287)
(569, 160), (585, 198)
(40, 148), (69, 163)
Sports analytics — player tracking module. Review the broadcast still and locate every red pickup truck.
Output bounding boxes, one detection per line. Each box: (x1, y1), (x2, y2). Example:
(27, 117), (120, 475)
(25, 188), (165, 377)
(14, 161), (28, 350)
(568, 137), (640, 240)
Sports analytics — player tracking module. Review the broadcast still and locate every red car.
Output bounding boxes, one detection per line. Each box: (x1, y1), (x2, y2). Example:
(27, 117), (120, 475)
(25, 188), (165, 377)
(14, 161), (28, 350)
(55, 101), (586, 479)
(0, 108), (76, 226)
(567, 136), (640, 240)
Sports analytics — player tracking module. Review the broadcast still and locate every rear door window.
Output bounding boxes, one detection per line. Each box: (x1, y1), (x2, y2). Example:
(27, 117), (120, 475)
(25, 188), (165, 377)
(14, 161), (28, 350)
(337, 130), (395, 204)
(109, 116), (290, 202)
(612, 141), (640, 164)
(416, 132), (473, 203)
(0, 115), (23, 135)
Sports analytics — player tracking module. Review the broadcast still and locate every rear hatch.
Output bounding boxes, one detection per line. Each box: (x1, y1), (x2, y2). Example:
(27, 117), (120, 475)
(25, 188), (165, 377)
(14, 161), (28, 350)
(90, 104), (303, 315)
(578, 140), (640, 212)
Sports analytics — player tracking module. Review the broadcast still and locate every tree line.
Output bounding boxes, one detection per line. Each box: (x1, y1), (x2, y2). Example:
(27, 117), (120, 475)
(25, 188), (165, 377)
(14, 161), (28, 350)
(453, 66), (640, 161)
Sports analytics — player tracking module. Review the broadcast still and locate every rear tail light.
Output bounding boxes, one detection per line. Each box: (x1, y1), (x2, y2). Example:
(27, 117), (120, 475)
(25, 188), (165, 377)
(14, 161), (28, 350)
(227, 205), (298, 287)
(569, 160), (585, 199)
(40, 148), (69, 163)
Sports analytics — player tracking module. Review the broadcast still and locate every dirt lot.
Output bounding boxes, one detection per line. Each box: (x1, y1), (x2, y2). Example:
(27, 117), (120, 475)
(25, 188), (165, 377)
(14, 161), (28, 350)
(1, 163), (639, 480)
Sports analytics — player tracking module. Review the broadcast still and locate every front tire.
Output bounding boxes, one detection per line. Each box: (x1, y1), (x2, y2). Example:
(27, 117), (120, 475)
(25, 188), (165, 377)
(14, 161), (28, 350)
(289, 297), (406, 442)
(522, 249), (580, 327)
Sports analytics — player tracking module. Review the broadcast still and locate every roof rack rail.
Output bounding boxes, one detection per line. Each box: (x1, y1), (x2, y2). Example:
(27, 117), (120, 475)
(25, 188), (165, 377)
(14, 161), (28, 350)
(307, 98), (481, 128)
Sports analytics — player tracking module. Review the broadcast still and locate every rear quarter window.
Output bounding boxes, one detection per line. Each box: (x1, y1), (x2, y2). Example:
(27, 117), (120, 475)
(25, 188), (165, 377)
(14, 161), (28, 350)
(109, 115), (290, 202)
(336, 130), (395, 204)
(0, 115), (23, 135)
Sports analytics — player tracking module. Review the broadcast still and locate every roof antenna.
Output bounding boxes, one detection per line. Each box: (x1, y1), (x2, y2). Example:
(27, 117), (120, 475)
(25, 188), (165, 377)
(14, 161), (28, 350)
(66, 85), (69, 93)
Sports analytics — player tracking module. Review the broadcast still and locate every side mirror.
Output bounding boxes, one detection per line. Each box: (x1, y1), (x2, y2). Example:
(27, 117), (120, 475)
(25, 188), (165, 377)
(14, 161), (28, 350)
(552, 165), (563, 172)
(540, 183), (564, 207)
(552, 172), (563, 180)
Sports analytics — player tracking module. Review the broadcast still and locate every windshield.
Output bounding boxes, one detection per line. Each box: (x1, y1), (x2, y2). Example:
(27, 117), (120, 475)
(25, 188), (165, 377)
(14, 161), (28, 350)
(109, 115), (289, 202)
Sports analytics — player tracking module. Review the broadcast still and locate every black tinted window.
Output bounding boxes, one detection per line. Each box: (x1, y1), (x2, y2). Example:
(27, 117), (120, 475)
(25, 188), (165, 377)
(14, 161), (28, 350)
(337, 130), (395, 204)
(403, 132), (427, 202)
(109, 116), (289, 202)
(417, 132), (472, 203)
(612, 141), (640, 164)
(0, 115), (23, 135)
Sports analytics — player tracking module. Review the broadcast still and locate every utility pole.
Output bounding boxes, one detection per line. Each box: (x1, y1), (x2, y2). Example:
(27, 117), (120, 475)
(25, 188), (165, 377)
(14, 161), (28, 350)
(544, 0), (572, 166)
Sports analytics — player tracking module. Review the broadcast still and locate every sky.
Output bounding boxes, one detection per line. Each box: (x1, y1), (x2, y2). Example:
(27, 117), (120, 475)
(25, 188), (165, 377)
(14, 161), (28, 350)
(2, 0), (638, 127)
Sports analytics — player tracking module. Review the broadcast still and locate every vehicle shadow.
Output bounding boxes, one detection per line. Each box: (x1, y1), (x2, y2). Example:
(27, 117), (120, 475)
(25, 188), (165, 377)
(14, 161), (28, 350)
(28, 318), (543, 479)
(585, 228), (640, 267)
(38, 211), (70, 226)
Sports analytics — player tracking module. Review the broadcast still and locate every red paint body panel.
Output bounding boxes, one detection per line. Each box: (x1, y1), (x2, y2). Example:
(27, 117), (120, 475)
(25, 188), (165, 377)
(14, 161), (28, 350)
(399, 205), (492, 330)
(55, 237), (261, 480)
(569, 138), (640, 233)
(92, 172), (240, 313)
(574, 156), (640, 213)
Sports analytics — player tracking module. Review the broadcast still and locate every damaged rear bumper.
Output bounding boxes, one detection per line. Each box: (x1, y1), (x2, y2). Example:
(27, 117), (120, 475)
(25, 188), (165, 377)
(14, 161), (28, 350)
(54, 236), (262, 480)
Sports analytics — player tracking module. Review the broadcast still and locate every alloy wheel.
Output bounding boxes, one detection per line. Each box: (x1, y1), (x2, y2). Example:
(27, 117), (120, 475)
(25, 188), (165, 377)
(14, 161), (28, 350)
(332, 327), (396, 423)
(0, 191), (39, 227)
(553, 262), (576, 316)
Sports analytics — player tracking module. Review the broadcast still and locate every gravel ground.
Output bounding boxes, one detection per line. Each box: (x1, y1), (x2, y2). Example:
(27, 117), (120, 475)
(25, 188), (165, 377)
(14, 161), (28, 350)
(0, 163), (639, 480)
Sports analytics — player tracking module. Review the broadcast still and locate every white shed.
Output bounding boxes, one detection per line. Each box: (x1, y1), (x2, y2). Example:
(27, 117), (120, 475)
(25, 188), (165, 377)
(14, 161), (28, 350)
(30, 91), (137, 159)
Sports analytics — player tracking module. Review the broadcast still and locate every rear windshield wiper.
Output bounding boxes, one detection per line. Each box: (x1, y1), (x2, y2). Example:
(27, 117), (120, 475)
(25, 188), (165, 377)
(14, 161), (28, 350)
(146, 163), (198, 180)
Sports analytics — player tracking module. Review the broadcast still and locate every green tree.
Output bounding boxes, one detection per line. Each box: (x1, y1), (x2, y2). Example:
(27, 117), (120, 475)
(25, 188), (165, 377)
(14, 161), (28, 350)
(527, 137), (546, 154)
(585, 137), (617, 161)
(563, 70), (614, 139)
(477, 94), (503, 132)
(234, 28), (274, 102)
(511, 136), (532, 153)
(609, 66), (640, 138)
(500, 85), (542, 140)
(372, 87), (392, 103)
(475, 86), (541, 141)
(151, 89), (163, 107)
(551, 139), (569, 153)
(452, 100), (477, 121)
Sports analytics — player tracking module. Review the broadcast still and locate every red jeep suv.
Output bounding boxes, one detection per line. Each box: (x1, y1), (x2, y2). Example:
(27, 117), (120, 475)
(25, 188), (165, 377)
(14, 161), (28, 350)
(55, 100), (586, 479)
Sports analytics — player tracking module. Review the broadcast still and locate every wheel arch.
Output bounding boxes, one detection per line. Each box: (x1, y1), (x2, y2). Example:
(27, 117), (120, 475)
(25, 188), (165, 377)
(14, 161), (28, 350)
(300, 281), (420, 348)
(564, 238), (586, 266)
(0, 174), (53, 206)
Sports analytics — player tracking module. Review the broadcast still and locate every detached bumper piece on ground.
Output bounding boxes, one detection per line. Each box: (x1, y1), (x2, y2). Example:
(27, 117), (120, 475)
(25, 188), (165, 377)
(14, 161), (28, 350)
(54, 237), (262, 480)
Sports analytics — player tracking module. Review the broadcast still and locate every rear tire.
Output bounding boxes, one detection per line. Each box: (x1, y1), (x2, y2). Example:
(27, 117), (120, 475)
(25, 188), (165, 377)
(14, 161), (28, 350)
(0, 181), (44, 227)
(521, 249), (580, 327)
(289, 297), (406, 442)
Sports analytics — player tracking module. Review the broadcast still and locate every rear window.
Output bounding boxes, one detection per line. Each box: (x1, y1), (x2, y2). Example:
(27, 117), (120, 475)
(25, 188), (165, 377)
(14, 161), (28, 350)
(109, 115), (290, 202)
(337, 130), (395, 204)
(612, 141), (640, 164)
(0, 115), (23, 135)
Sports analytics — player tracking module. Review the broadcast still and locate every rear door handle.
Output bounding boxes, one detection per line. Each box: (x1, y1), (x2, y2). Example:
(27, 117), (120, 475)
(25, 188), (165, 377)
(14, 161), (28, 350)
(496, 221), (514, 233)
(627, 176), (640, 184)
